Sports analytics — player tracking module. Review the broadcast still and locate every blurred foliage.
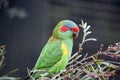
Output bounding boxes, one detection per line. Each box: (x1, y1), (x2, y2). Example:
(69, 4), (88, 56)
(0, 45), (20, 80)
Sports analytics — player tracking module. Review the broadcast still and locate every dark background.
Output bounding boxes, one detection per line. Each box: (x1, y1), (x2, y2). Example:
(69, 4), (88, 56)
(0, 0), (120, 79)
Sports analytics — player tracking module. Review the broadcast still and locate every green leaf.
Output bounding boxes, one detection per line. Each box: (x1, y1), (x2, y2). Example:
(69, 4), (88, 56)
(99, 61), (119, 69)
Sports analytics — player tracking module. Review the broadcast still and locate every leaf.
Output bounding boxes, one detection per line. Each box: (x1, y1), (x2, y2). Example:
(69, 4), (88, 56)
(79, 19), (84, 28)
(5, 68), (19, 76)
(84, 38), (97, 42)
(80, 75), (95, 80)
(99, 61), (119, 69)
(79, 24), (82, 28)
(81, 19), (84, 25)
(94, 54), (99, 59)
(79, 20), (87, 29)
(84, 25), (91, 32)
(115, 50), (120, 54)
(0, 76), (20, 80)
(83, 22), (87, 29)
(86, 65), (93, 72)
(84, 31), (92, 36)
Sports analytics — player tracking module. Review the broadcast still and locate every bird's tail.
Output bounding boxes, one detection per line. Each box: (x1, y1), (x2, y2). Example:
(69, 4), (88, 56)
(24, 71), (49, 80)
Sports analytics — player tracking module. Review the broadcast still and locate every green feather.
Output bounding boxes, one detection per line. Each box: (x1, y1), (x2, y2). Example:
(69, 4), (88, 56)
(31, 20), (78, 79)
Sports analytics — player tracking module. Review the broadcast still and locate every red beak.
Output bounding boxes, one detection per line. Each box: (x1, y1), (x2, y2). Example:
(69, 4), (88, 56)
(72, 26), (80, 39)
(73, 32), (79, 39)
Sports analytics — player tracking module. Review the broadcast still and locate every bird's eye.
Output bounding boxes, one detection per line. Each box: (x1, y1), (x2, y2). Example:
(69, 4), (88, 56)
(60, 26), (70, 32)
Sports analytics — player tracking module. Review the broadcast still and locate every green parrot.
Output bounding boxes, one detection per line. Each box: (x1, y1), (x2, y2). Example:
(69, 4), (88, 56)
(26, 20), (80, 79)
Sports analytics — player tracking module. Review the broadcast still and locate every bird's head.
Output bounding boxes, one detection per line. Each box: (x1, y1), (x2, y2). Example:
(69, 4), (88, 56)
(53, 20), (80, 39)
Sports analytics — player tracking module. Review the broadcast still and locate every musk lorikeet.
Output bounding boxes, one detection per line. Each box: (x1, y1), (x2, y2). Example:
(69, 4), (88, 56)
(25, 20), (80, 79)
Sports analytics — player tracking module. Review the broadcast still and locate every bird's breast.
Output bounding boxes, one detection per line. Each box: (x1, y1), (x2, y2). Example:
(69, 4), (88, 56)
(61, 42), (69, 56)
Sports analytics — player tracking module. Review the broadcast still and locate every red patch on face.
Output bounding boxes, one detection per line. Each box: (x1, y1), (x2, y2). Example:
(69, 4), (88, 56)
(72, 26), (80, 33)
(61, 26), (70, 32)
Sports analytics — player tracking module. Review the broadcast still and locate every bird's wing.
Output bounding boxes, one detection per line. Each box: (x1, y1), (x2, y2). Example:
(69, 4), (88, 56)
(34, 40), (62, 69)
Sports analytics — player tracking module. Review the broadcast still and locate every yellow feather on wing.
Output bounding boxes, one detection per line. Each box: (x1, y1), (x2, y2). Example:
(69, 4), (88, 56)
(61, 42), (69, 55)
